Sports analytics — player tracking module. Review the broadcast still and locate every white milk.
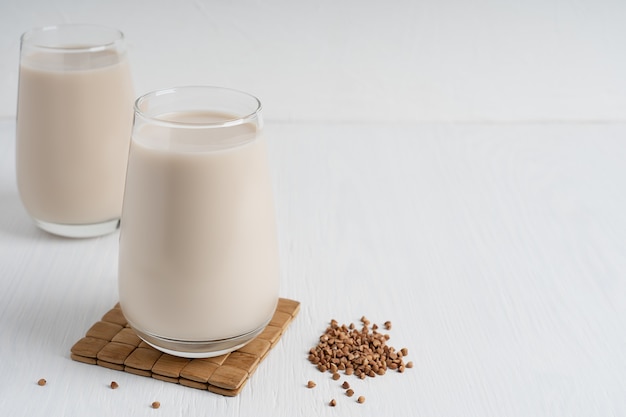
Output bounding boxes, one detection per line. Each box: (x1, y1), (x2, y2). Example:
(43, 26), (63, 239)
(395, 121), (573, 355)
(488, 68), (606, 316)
(118, 111), (280, 344)
(16, 50), (134, 225)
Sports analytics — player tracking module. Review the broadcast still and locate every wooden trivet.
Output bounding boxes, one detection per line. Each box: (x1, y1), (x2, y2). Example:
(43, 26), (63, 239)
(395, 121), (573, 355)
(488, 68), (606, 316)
(71, 298), (300, 396)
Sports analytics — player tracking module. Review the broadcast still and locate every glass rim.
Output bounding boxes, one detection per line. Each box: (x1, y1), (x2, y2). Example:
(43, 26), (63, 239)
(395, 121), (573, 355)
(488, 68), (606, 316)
(20, 24), (125, 53)
(134, 86), (263, 129)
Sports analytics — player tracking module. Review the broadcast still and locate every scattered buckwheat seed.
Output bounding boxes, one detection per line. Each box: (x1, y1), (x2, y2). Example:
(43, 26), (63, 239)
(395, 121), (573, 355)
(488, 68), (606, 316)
(110, 381), (119, 389)
(308, 317), (411, 380)
(151, 401), (161, 409)
(37, 378), (47, 386)
(308, 317), (412, 407)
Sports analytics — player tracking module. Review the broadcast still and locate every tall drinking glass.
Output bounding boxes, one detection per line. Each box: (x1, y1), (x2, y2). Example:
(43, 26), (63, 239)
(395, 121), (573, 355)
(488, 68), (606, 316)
(16, 24), (134, 238)
(118, 86), (280, 358)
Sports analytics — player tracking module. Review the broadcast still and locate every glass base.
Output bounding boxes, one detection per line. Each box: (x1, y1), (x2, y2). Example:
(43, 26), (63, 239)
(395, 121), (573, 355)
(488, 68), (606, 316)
(34, 218), (120, 238)
(128, 317), (272, 358)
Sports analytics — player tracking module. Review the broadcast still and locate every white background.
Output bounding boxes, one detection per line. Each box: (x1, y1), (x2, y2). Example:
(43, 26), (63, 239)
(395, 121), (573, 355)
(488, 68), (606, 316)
(1, 1), (626, 417)
(1, 0), (626, 123)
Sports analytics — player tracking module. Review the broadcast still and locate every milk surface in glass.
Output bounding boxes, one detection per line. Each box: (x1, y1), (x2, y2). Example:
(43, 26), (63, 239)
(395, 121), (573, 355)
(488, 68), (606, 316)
(119, 104), (279, 357)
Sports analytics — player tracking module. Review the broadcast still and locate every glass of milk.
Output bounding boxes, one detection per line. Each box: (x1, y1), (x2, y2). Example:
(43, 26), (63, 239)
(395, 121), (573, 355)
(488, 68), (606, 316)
(118, 86), (280, 358)
(16, 25), (134, 238)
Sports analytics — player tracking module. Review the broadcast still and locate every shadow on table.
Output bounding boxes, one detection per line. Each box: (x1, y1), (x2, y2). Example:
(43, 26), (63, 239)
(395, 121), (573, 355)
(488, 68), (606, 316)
(0, 189), (118, 360)
(0, 189), (44, 240)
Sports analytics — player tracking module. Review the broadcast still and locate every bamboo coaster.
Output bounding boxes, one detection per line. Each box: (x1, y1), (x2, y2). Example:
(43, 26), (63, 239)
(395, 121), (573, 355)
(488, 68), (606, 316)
(71, 298), (300, 396)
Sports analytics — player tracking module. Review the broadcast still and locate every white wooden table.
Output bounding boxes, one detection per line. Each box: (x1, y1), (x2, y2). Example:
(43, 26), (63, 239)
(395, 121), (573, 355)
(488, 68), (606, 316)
(1, 119), (625, 416)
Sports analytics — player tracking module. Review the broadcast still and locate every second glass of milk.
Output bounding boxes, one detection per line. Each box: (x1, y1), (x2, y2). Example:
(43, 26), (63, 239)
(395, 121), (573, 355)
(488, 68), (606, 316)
(118, 86), (280, 358)
(16, 24), (134, 238)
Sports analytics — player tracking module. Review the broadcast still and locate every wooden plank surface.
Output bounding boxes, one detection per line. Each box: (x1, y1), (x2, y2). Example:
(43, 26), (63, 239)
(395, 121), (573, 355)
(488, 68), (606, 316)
(1, 120), (625, 416)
